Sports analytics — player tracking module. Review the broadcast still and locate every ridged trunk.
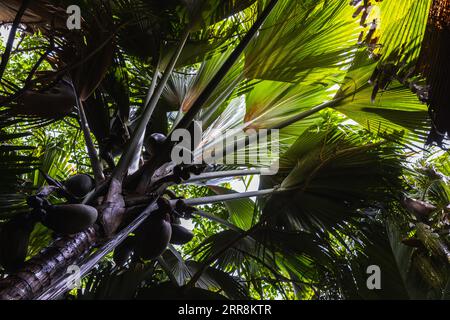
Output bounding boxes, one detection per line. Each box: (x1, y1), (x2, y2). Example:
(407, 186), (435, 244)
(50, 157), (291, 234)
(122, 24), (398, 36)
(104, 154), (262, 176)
(0, 228), (96, 300)
(420, 0), (450, 144)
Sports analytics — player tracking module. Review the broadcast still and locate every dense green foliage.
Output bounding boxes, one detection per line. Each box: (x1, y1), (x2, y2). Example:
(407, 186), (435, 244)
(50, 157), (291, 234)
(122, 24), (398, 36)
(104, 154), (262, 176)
(0, 0), (449, 300)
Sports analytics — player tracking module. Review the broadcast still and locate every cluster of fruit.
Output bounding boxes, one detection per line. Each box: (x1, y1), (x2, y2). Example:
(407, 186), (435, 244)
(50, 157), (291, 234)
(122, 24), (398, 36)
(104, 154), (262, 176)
(0, 172), (197, 272)
(0, 174), (98, 272)
(113, 197), (195, 268)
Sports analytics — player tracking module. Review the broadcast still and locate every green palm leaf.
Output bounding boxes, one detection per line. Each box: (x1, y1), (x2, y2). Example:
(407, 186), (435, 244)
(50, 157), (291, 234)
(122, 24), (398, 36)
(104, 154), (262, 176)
(261, 123), (404, 233)
(208, 185), (255, 230)
(245, 0), (360, 82)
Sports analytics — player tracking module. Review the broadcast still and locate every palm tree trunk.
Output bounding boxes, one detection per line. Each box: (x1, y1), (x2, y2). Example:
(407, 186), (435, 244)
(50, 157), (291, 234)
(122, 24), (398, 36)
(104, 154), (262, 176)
(0, 228), (96, 300)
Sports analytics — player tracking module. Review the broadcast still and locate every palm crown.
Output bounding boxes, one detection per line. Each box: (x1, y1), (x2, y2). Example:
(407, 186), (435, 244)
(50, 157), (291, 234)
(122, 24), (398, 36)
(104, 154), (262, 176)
(0, 0), (449, 300)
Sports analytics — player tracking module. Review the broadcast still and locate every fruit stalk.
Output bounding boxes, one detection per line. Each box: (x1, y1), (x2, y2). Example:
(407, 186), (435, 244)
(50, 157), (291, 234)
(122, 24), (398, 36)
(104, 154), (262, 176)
(72, 83), (105, 184)
(185, 168), (262, 183)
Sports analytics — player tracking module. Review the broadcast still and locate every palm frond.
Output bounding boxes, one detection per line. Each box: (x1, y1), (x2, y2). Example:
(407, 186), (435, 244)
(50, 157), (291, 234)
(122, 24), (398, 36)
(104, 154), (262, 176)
(0, 132), (38, 218)
(261, 122), (405, 233)
(208, 185), (255, 230)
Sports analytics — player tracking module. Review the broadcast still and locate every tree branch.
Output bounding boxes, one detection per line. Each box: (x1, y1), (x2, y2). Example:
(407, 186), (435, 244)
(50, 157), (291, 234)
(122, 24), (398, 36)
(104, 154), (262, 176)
(185, 168), (262, 183)
(71, 82), (105, 184)
(176, 188), (275, 206)
(126, 187), (277, 209)
(128, 65), (161, 175)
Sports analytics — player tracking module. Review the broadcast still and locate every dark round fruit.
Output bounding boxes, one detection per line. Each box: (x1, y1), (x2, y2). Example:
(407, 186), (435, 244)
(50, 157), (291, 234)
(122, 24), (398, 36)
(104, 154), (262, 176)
(180, 168), (191, 181)
(113, 236), (135, 267)
(173, 165), (183, 177)
(174, 200), (195, 217)
(27, 195), (44, 209)
(190, 165), (205, 175)
(156, 197), (172, 213)
(175, 199), (188, 213)
(0, 215), (35, 272)
(170, 224), (194, 245)
(42, 204), (98, 234)
(64, 174), (95, 198)
(149, 133), (167, 145)
(135, 212), (172, 260)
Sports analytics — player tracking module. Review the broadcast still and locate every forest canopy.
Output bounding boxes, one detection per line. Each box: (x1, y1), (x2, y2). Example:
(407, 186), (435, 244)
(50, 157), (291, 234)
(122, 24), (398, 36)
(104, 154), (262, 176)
(0, 0), (449, 300)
